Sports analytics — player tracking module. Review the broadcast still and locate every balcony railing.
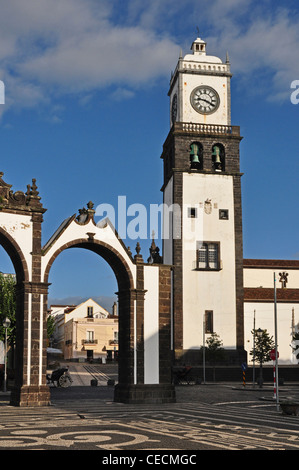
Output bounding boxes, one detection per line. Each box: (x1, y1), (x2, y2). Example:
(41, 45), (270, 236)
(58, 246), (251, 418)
(82, 339), (98, 345)
(175, 122), (240, 136)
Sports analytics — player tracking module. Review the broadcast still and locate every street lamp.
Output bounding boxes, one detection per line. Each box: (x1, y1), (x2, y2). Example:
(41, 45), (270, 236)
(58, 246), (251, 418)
(3, 317), (11, 393)
(256, 328), (264, 388)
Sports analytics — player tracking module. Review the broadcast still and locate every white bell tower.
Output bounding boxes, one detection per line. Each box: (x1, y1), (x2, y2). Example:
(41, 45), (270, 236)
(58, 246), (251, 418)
(169, 36), (231, 127)
(162, 37), (245, 365)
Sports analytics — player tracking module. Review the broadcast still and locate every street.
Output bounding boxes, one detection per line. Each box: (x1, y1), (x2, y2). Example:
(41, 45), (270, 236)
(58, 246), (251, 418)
(0, 363), (299, 452)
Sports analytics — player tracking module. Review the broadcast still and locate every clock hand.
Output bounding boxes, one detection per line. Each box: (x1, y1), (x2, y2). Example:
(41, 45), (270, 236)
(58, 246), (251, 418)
(196, 97), (213, 105)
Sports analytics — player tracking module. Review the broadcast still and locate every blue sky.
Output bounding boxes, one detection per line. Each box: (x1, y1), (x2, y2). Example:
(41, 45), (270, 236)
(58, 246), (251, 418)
(0, 0), (298, 311)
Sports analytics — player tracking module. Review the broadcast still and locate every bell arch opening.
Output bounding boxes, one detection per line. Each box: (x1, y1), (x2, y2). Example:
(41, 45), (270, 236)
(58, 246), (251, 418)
(0, 229), (28, 285)
(44, 239), (135, 389)
(0, 229), (30, 399)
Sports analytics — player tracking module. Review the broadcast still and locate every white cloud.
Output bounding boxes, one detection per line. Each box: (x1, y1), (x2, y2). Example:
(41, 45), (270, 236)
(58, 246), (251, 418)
(202, 4), (299, 100)
(18, 27), (178, 90)
(0, 0), (179, 115)
(110, 88), (135, 101)
(0, 0), (298, 115)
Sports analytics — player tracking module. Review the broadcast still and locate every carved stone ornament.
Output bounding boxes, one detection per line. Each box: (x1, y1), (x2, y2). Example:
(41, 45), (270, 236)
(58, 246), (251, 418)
(0, 172), (44, 211)
(279, 271), (289, 288)
(204, 199), (212, 215)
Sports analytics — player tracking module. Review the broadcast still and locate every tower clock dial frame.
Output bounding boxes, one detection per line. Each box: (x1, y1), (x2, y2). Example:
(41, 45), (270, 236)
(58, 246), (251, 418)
(190, 85), (220, 115)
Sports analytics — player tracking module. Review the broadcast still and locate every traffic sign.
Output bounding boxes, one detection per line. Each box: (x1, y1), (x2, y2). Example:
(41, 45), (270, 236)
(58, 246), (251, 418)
(270, 349), (279, 361)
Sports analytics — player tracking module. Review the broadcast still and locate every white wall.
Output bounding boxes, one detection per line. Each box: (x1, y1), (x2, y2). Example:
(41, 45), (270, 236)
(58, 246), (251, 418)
(244, 302), (299, 365)
(244, 268), (299, 289)
(0, 212), (33, 280)
(41, 217), (136, 286)
(143, 265), (160, 384)
(182, 172), (237, 350)
(65, 298), (109, 321)
(169, 52), (230, 127)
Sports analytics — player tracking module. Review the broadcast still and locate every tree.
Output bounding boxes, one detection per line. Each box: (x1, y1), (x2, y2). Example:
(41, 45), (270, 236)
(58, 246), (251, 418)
(204, 332), (225, 382)
(0, 273), (55, 350)
(47, 314), (55, 346)
(0, 273), (16, 346)
(250, 328), (275, 387)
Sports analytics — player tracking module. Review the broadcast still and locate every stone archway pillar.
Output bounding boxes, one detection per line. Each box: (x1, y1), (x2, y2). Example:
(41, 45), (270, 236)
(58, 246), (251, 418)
(10, 281), (51, 406)
(9, 197), (51, 406)
(114, 255), (175, 404)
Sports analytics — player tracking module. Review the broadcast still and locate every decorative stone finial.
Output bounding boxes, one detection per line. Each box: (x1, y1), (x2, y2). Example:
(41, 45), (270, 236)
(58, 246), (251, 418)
(76, 201), (95, 224)
(147, 231), (162, 264)
(134, 242), (143, 263)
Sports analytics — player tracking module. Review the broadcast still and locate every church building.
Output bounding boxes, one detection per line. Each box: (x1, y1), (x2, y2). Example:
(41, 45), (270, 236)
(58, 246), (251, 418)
(161, 36), (299, 366)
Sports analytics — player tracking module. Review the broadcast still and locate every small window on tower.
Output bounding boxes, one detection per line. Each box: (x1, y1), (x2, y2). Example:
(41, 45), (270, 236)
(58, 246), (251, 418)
(205, 311), (214, 334)
(219, 209), (229, 220)
(188, 207), (197, 218)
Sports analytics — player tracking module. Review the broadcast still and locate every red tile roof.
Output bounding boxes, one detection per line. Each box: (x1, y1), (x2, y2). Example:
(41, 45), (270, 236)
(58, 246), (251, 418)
(244, 259), (299, 269)
(244, 287), (299, 303)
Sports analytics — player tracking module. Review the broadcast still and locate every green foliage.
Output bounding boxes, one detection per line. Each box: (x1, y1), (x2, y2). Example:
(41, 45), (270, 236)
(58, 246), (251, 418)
(204, 332), (225, 363)
(250, 329), (275, 364)
(0, 272), (55, 347)
(0, 273), (16, 345)
(47, 314), (55, 341)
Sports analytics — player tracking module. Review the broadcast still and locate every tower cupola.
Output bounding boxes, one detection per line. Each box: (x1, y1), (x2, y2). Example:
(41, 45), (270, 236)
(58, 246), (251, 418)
(190, 36), (206, 56)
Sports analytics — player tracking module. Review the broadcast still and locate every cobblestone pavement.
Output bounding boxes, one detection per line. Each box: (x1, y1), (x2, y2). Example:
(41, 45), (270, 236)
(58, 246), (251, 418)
(0, 364), (299, 452)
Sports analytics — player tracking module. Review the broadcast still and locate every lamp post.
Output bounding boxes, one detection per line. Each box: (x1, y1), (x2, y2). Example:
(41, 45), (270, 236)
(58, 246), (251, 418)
(256, 328), (264, 388)
(3, 317), (11, 392)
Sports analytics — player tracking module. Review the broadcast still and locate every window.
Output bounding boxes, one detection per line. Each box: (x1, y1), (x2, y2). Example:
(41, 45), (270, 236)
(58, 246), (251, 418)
(197, 242), (220, 270)
(188, 207), (197, 218)
(87, 306), (93, 318)
(219, 209), (229, 220)
(205, 311), (213, 334)
(114, 331), (119, 344)
(87, 330), (94, 342)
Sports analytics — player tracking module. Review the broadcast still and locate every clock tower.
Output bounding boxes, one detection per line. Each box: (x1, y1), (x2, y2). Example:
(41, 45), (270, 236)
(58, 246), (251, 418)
(162, 36), (245, 364)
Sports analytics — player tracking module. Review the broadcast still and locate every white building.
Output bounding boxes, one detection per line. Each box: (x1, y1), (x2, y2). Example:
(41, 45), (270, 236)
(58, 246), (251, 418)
(244, 259), (299, 365)
(50, 298), (118, 362)
(162, 36), (244, 364)
(162, 36), (299, 366)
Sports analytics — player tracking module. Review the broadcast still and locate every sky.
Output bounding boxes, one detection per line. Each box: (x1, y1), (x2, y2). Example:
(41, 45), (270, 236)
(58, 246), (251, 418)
(0, 0), (298, 311)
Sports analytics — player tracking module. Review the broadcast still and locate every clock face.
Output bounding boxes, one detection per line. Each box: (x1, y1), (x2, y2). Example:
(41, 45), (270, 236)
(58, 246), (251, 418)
(171, 93), (177, 123)
(190, 86), (220, 115)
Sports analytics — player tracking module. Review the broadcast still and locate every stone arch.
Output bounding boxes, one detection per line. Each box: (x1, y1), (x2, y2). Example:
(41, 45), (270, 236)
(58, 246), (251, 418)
(0, 188), (174, 405)
(43, 238), (134, 293)
(0, 227), (33, 407)
(0, 227), (29, 284)
(43, 236), (142, 400)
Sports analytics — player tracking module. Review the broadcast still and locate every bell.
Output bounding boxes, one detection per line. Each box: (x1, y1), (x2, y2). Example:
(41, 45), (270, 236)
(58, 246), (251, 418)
(191, 153), (200, 164)
(212, 145), (221, 164)
(190, 143), (200, 164)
